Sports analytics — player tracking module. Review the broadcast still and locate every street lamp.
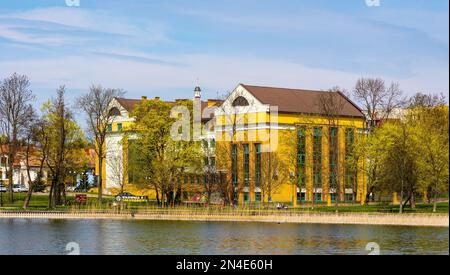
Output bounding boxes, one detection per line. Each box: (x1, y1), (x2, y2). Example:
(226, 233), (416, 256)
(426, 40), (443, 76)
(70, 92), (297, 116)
(0, 179), (3, 207)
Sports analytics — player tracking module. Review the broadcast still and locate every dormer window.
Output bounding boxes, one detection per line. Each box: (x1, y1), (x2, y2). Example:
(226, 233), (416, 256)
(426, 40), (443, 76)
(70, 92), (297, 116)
(232, 96), (249, 107)
(108, 107), (122, 117)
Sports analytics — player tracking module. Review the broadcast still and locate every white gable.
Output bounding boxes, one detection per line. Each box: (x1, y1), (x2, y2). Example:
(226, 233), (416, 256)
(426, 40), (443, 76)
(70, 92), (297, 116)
(216, 84), (270, 115)
(107, 98), (135, 123)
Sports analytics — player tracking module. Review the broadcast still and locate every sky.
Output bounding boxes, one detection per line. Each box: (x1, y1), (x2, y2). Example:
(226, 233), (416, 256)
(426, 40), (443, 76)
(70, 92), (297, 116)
(0, 0), (448, 113)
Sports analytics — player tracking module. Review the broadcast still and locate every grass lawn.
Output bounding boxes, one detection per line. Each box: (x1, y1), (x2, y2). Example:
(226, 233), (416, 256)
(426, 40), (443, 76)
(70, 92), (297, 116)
(0, 192), (114, 211)
(295, 202), (449, 214)
(1, 192), (448, 214)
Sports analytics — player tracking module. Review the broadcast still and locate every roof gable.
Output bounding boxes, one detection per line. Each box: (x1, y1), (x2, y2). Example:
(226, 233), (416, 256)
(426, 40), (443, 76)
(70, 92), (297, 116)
(115, 98), (141, 112)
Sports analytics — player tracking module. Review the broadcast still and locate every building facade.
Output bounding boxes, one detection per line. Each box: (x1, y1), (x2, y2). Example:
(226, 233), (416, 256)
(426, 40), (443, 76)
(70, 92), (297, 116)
(101, 83), (368, 205)
(214, 84), (367, 206)
(0, 146), (45, 188)
(101, 90), (219, 196)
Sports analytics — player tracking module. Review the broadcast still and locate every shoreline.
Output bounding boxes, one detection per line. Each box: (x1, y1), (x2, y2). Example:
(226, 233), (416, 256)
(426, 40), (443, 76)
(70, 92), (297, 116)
(0, 211), (448, 227)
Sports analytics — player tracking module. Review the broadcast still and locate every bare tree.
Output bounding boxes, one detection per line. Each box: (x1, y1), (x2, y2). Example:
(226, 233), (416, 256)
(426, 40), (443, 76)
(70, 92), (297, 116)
(213, 90), (254, 206)
(202, 143), (219, 204)
(76, 85), (125, 204)
(106, 146), (125, 193)
(408, 92), (446, 108)
(21, 112), (39, 209)
(353, 78), (404, 130)
(0, 73), (35, 203)
(315, 87), (349, 209)
(260, 150), (286, 205)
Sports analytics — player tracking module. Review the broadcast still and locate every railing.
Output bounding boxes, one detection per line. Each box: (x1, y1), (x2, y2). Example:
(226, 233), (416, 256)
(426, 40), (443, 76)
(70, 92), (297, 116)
(1, 209), (448, 227)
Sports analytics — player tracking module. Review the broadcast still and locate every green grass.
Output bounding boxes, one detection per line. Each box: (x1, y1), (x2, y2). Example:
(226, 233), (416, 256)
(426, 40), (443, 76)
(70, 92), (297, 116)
(0, 193), (114, 211)
(1, 193), (448, 214)
(296, 202), (449, 213)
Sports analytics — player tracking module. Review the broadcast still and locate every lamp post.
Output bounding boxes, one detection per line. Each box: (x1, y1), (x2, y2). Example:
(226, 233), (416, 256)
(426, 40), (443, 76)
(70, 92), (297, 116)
(0, 179), (3, 207)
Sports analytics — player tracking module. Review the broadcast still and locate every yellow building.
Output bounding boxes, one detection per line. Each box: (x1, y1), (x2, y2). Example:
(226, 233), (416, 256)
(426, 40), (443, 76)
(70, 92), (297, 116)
(100, 84), (367, 206)
(214, 84), (367, 206)
(99, 90), (220, 196)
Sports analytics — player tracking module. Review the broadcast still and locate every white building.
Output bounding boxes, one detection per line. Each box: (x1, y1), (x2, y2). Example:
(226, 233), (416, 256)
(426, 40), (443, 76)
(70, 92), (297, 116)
(103, 87), (220, 192)
(0, 150), (43, 188)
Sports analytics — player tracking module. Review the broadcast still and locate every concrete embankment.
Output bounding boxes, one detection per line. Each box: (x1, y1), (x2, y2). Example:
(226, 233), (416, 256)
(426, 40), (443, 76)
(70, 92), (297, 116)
(0, 211), (448, 227)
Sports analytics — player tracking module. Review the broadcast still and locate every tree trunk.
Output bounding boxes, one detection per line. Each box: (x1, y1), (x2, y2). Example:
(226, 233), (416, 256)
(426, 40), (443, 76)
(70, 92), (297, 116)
(335, 178), (340, 212)
(410, 192), (415, 209)
(48, 178), (55, 209)
(154, 185), (160, 205)
(432, 181), (438, 213)
(399, 180), (404, 214)
(7, 153), (14, 203)
(98, 154), (103, 205)
(402, 195), (411, 210)
(23, 188), (33, 209)
(62, 183), (67, 205)
(23, 142), (34, 209)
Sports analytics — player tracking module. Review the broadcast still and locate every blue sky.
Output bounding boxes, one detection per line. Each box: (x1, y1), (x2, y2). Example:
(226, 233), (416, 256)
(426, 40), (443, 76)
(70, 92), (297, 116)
(0, 0), (448, 110)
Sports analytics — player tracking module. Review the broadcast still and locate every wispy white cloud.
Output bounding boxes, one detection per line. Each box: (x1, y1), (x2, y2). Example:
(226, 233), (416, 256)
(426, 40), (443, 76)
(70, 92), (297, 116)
(0, 52), (447, 101)
(0, 2), (447, 106)
(0, 7), (171, 48)
(5, 7), (163, 37)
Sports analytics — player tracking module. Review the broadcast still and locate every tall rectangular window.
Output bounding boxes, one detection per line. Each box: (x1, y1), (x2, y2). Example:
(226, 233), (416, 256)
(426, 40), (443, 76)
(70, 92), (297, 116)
(313, 127), (322, 201)
(117, 123), (123, 132)
(243, 144), (250, 187)
(345, 128), (356, 201)
(297, 127), (307, 191)
(107, 124), (113, 133)
(329, 127), (338, 200)
(231, 144), (238, 186)
(254, 144), (261, 188)
(244, 192), (250, 202)
(255, 192), (261, 202)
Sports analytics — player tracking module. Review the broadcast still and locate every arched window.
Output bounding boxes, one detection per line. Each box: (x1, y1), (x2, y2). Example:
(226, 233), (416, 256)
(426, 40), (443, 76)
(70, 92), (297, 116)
(108, 107), (121, 117)
(232, 96), (249, 107)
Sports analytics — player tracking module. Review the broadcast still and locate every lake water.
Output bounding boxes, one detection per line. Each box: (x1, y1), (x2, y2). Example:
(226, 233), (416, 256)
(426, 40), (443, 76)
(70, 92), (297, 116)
(0, 219), (448, 255)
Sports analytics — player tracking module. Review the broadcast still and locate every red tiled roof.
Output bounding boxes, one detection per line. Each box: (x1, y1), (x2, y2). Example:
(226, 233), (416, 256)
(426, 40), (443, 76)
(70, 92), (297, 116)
(115, 98), (141, 112)
(115, 97), (220, 122)
(1, 145), (96, 168)
(242, 84), (365, 118)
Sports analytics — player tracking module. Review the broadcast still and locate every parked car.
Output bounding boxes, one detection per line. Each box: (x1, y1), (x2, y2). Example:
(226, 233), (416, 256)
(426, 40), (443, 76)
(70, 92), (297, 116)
(13, 184), (29, 193)
(0, 183), (7, 193)
(115, 192), (148, 202)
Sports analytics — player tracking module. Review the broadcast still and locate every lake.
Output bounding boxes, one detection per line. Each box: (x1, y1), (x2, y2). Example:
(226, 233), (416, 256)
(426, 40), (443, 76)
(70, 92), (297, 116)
(0, 219), (448, 255)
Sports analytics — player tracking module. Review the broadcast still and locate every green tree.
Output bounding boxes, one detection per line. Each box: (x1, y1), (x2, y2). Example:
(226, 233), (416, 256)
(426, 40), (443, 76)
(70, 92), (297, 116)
(366, 122), (419, 212)
(130, 98), (203, 206)
(407, 94), (449, 212)
(41, 87), (87, 208)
